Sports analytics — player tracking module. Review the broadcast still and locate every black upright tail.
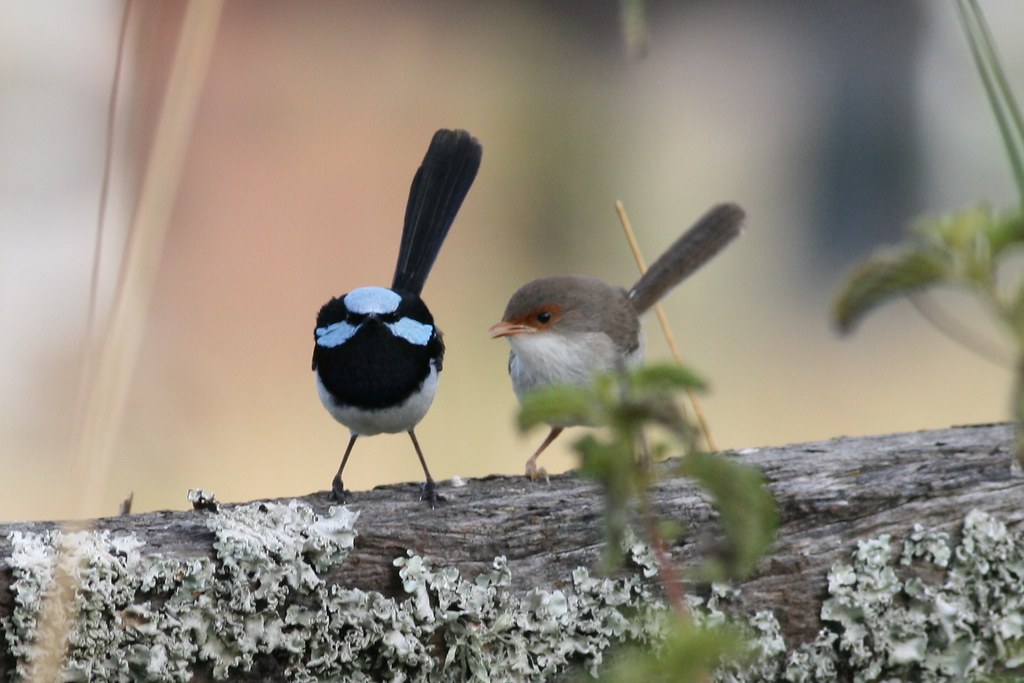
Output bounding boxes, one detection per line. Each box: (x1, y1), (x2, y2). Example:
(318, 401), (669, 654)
(391, 129), (483, 296)
(628, 203), (745, 314)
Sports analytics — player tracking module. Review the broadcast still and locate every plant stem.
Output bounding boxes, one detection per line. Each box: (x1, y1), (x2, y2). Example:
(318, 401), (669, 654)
(956, 0), (1024, 205)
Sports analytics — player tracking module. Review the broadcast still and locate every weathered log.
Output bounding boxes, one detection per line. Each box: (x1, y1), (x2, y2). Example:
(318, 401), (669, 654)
(1, 423), (1021, 680)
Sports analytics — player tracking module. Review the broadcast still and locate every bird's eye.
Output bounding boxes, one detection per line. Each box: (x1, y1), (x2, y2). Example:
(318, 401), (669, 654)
(536, 311), (552, 324)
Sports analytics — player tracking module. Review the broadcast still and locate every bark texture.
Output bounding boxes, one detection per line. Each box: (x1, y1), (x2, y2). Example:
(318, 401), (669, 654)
(1, 422), (1021, 653)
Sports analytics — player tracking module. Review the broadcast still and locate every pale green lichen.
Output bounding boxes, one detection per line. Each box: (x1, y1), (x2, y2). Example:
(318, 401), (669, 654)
(2, 503), (1022, 681)
(393, 549), (663, 680)
(1, 501), (662, 682)
(723, 508), (1024, 682)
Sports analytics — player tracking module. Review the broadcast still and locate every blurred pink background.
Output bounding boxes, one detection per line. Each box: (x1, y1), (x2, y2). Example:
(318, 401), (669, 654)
(2, 1), (1022, 521)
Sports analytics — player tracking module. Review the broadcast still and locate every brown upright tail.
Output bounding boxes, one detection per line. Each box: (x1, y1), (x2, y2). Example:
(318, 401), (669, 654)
(627, 202), (745, 314)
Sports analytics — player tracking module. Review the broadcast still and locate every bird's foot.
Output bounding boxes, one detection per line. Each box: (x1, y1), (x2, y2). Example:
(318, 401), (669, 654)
(420, 480), (443, 508)
(524, 462), (549, 483)
(330, 476), (348, 504)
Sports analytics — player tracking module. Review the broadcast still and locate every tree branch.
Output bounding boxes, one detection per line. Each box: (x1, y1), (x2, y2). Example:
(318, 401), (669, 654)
(1, 423), (1021, 680)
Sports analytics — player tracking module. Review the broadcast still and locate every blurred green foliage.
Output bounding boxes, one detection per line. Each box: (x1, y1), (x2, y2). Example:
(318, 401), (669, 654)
(833, 0), (1024, 464)
(518, 363), (778, 680)
(834, 206), (1024, 335)
(592, 616), (748, 683)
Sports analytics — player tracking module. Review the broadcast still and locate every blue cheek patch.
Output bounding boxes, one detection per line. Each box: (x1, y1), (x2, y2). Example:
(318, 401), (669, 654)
(344, 287), (401, 315)
(316, 320), (359, 348)
(387, 317), (434, 346)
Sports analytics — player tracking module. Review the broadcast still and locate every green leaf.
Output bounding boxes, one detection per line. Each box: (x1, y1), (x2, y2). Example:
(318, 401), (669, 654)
(832, 244), (950, 333)
(576, 434), (633, 486)
(918, 205), (1024, 271)
(575, 433), (638, 571)
(516, 385), (598, 432)
(1006, 283), (1024, 338)
(985, 208), (1024, 254)
(678, 452), (778, 580)
(630, 363), (707, 393)
(921, 204), (992, 251)
(592, 617), (746, 683)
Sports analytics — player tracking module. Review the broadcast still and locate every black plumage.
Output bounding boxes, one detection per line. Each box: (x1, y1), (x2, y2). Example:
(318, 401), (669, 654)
(312, 294), (443, 409)
(393, 129), (482, 295)
(312, 129), (482, 505)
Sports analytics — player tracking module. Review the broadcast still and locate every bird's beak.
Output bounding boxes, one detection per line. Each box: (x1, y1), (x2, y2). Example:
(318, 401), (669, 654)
(489, 320), (535, 338)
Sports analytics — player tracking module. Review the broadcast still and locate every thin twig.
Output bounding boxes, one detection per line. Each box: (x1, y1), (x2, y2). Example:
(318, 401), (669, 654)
(633, 429), (691, 617)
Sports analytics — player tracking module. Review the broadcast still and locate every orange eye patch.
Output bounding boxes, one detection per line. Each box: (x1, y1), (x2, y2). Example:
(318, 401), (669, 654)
(520, 304), (561, 328)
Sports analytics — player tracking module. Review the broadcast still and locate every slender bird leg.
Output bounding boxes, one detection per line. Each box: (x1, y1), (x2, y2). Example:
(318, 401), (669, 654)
(525, 427), (563, 482)
(331, 434), (358, 503)
(408, 430), (440, 508)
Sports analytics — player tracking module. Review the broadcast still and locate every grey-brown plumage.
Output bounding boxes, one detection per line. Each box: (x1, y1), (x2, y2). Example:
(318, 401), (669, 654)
(628, 202), (745, 314)
(500, 276), (641, 356)
(490, 202), (746, 479)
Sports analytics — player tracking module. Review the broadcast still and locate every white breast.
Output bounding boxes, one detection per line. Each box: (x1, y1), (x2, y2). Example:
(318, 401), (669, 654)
(507, 331), (644, 402)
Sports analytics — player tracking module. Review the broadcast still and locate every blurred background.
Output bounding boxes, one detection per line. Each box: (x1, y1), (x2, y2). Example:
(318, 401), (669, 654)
(2, 0), (1022, 521)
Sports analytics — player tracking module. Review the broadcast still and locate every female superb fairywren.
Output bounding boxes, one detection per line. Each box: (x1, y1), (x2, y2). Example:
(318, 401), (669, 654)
(313, 129), (482, 505)
(489, 202), (745, 480)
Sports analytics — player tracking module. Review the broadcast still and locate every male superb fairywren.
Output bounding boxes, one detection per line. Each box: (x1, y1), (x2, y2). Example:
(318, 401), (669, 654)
(313, 129), (482, 504)
(489, 202), (745, 480)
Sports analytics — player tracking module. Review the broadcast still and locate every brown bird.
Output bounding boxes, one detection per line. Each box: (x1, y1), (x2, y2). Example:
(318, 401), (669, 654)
(489, 203), (745, 479)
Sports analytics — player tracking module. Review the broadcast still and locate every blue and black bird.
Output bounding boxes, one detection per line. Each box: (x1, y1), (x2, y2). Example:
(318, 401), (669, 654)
(312, 129), (482, 505)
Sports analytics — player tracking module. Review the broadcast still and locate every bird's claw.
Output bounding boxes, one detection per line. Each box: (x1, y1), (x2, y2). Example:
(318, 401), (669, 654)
(420, 480), (442, 508)
(524, 463), (549, 483)
(330, 476), (348, 504)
